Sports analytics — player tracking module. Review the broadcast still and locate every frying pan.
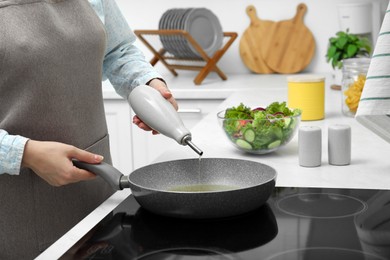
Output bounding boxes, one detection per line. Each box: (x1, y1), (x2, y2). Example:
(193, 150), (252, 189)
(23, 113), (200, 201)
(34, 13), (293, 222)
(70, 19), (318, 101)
(73, 158), (276, 219)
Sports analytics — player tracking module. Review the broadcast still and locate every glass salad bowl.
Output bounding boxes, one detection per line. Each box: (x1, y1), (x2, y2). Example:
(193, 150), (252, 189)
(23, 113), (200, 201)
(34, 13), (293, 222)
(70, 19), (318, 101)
(217, 102), (301, 154)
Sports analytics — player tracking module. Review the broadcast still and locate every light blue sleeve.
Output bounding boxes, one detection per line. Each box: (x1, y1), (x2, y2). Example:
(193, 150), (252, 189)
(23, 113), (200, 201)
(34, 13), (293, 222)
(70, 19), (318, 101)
(0, 130), (29, 175)
(90, 0), (163, 99)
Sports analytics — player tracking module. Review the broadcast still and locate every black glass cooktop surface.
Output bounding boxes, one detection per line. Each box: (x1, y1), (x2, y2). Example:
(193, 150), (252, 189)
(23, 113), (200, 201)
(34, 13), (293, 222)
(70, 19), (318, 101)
(60, 187), (390, 260)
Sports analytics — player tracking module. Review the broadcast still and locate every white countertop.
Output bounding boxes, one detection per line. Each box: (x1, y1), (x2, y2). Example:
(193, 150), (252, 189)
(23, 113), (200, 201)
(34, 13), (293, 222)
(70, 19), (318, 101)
(37, 73), (390, 259)
(102, 73), (291, 100)
(154, 86), (390, 190)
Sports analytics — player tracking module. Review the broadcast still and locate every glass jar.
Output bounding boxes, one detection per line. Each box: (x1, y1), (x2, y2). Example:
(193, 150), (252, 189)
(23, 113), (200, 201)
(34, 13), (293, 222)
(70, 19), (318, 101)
(341, 58), (371, 117)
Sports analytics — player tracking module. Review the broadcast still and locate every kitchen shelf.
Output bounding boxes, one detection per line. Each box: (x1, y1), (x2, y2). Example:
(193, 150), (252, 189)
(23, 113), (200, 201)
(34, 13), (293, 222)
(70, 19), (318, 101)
(134, 29), (237, 85)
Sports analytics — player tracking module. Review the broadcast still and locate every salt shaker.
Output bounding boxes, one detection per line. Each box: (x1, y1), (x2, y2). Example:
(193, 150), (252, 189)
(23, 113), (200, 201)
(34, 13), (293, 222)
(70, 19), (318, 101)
(298, 126), (322, 167)
(328, 124), (351, 165)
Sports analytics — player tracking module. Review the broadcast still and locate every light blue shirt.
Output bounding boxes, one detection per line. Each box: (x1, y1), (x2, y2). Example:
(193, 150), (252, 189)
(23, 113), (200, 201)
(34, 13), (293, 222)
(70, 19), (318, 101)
(0, 0), (162, 175)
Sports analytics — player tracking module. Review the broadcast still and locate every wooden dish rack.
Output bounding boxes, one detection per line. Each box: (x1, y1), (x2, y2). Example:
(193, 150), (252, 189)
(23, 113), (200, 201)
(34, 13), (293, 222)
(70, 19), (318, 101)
(134, 30), (238, 85)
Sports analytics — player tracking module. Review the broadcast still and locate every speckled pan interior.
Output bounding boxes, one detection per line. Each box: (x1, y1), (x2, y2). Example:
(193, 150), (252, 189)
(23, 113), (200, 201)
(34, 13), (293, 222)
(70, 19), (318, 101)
(128, 158), (277, 219)
(130, 157), (276, 191)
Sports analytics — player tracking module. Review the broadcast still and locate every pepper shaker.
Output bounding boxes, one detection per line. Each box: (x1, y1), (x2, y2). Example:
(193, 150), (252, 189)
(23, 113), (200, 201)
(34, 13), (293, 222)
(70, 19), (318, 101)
(328, 124), (351, 165)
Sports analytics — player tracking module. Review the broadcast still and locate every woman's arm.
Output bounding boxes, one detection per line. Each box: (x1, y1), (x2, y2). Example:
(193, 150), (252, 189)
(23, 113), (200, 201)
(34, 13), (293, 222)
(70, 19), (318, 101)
(0, 129), (29, 175)
(91, 0), (178, 134)
(0, 129), (104, 185)
(21, 140), (102, 186)
(98, 0), (162, 99)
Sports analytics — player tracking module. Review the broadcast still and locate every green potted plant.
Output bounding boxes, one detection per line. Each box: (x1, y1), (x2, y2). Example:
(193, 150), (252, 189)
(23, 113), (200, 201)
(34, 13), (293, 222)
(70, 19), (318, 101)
(326, 30), (372, 88)
(326, 29), (372, 69)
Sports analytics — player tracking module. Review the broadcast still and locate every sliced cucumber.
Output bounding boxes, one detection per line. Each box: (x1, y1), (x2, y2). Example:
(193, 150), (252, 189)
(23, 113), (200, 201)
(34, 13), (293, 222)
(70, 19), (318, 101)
(268, 140), (281, 149)
(243, 129), (255, 142)
(273, 127), (283, 139)
(284, 118), (292, 128)
(236, 139), (252, 150)
(288, 118), (297, 129)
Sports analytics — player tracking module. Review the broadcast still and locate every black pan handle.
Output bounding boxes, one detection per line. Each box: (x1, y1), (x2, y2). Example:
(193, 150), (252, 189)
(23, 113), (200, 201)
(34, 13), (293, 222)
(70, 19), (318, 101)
(72, 160), (128, 190)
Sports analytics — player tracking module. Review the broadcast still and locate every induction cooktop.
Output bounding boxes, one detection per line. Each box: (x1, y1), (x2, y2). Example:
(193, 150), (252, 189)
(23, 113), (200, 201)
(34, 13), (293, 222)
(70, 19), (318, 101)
(59, 187), (390, 260)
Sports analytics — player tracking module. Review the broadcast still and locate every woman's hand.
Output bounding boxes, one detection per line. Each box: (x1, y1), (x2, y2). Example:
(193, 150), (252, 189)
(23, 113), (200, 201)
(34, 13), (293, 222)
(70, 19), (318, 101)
(22, 140), (103, 186)
(132, 79), (178, 135)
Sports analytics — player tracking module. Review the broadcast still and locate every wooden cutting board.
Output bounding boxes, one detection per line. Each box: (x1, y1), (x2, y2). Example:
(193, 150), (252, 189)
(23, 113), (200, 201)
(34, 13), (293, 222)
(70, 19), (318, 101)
(239, 5), (274, 74)
(261, 3), (315, 74)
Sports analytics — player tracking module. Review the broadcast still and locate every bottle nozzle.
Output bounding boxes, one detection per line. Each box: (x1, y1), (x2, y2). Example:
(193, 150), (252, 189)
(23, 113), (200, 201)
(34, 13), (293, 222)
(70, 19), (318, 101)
(183, 136), (203, 156)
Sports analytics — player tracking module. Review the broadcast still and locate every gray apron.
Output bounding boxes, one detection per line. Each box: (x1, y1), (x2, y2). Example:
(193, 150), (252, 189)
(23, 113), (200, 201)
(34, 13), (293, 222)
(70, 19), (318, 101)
(0, 0), (114, 258)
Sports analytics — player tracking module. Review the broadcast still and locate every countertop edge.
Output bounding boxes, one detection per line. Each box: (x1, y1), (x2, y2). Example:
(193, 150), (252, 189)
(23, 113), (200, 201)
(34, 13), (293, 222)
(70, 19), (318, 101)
(102, 84), (242, 100)
(35, 190), (131, 260)
(101, 73), (301, 100)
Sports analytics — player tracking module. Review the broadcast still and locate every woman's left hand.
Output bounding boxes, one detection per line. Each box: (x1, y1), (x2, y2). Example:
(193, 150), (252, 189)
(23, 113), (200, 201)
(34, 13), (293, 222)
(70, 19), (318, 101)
(132, 79), (178, 135)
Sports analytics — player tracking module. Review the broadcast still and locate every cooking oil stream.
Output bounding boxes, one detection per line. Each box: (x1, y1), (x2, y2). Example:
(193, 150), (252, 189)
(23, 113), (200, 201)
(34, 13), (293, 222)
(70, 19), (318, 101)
(198, 153), (202, 184)
(169, 142), (238, 192)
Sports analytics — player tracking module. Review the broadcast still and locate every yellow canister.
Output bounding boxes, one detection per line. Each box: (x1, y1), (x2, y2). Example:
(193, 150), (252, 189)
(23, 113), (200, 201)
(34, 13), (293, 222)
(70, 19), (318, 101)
(287, 75), (325, 121)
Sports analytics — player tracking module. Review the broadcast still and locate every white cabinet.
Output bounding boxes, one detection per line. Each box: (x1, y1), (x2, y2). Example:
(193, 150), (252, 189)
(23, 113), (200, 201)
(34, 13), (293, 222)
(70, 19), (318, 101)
(104, 100), (133, 174)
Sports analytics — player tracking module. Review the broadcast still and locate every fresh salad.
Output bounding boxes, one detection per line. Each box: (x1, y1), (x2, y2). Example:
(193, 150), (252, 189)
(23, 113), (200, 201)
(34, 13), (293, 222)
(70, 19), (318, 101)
(221, 102), (301, 152)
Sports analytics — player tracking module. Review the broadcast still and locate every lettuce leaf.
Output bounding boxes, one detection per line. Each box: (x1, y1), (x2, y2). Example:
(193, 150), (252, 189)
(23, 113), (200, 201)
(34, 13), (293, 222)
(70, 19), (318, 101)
(224, 103), (253, 119)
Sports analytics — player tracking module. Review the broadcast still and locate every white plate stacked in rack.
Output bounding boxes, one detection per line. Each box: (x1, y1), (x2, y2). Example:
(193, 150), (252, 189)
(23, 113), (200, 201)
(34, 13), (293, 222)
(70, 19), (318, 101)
(159, 8), (223, 58)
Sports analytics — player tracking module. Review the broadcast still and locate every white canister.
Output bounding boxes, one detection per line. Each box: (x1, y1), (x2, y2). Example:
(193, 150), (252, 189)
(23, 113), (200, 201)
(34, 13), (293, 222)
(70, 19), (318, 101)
(337, 3), (372, 35)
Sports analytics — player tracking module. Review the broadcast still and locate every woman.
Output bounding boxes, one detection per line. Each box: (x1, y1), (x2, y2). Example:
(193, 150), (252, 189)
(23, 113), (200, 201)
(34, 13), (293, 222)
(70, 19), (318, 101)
(0, 0), (177, 258)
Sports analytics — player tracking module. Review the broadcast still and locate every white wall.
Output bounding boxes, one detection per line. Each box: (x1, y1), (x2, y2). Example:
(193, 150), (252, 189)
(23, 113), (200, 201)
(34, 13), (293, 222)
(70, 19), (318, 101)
(116, 0), (387, 75)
